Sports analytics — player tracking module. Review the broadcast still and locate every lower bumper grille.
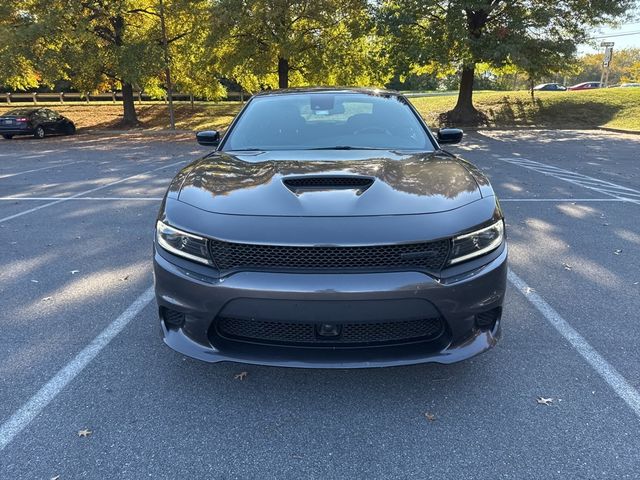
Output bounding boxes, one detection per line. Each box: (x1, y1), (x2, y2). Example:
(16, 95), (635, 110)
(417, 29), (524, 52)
(216, 316), (445, 347)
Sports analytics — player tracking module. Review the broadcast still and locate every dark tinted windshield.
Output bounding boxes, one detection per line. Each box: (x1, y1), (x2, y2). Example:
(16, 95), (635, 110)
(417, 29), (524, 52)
(222, 93), (433, 151)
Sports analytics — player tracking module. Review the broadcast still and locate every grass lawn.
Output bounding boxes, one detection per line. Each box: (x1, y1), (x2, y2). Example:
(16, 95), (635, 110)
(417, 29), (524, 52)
(410, 88), (640, 131)
(1, 88), (639, 132)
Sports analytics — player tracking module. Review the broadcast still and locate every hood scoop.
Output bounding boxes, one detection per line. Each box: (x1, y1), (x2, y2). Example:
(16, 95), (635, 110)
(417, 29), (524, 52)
(283, 176), (374, 194)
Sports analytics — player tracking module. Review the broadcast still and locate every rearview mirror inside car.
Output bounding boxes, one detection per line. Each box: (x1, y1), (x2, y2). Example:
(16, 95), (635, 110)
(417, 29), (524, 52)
(437, 128), (464, 145)
(196, 130), (221, 146)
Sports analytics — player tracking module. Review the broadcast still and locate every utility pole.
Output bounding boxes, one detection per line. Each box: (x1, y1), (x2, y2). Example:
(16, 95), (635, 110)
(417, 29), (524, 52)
(159, 0), (175, 129)
(600, 42), (614, 88)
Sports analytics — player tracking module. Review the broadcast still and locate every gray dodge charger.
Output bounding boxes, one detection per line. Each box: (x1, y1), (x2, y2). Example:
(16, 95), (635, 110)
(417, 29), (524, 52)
(153, 88), (507, 368)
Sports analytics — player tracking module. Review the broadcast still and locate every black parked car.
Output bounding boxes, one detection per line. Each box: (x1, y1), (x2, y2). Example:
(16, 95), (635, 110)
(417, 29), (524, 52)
(0, 108), (76, 139)
(532, 83), (567, 91)
(154, 88), (507, 368)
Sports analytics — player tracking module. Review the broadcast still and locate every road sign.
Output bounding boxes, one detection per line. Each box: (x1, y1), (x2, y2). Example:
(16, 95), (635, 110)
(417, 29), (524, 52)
(600, 41), (615, 47)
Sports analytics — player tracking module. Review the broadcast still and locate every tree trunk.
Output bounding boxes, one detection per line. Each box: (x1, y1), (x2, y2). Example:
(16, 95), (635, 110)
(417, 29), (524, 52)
(121, 82), (138, 125)
(278, 57), (289, 89)
(159, 0), (175, 129)
(449, 64), (480, 124)
(529, 78), (535, 101)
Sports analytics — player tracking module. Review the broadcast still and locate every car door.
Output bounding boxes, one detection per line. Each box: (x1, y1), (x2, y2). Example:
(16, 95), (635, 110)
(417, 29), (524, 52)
(49, 111), (65, 133)
(44, 110), (62, 133)
(33, 110), (51, 132)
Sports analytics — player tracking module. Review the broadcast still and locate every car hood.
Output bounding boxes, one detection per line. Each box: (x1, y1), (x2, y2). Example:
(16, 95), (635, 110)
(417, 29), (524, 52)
(175, 150), (486, 216)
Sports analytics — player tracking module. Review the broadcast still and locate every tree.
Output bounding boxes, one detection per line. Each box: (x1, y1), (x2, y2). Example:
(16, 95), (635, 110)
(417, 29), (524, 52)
(0, 5), (40, 90)
(122, 0), (226, 126)
(570, 48), (640, 85)
(510, 38), (578, 99)
(210, 0), (387, 91)
(381, 0), (636, 124)
(15, 0), (168, 125)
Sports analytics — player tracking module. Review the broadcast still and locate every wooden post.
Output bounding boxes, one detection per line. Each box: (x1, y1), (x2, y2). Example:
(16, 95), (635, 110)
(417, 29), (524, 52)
(112, 91), (117, 103)
(190, 93), (194, 107)
(60, 92), (64, 104)
(85, 93), (90, 104)
(32, 92), (37, 104)
(137, 91), (142, 104)
(6, 93), (10, 104)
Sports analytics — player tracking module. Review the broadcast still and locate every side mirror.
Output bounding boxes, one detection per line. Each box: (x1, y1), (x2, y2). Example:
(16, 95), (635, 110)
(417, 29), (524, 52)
(196, 130), (220, 147)
(437, 128), (463, 145)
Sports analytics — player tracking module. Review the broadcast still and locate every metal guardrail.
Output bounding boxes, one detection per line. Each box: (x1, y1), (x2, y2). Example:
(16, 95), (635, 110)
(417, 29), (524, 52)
(1, 91), (243, 104)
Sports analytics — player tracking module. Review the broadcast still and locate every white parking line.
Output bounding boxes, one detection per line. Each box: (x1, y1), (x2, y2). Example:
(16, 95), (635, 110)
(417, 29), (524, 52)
(498, 157), (640, 205)
(0, 161), (185, 224)
(499, 198), (633, 203)
(508, 270), (640, 419)
(0, 286), (155, 451)
(0, 161), (81, 179)
(0, 197), (163, 201)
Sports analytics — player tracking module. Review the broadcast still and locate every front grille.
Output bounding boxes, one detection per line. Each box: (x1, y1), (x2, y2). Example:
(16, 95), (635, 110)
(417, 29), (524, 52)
(216, 317), (444, 347)
(208, 239), (450, 273)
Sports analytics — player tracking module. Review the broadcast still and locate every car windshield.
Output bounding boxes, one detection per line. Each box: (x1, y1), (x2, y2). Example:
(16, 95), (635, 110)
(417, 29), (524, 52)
(4, 109), (32, 116)
(222, 92), (433, 151)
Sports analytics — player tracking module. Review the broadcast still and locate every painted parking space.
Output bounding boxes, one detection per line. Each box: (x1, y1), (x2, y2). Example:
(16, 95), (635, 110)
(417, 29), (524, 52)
(0, 130), (639, 478)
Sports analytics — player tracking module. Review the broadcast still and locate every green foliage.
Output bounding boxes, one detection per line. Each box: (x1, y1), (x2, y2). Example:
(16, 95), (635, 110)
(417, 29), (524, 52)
(569, 48), (640, 85)
(380, 0), (637, 119)
(210, 0), (390, 90)
(0, 5), (40, 90)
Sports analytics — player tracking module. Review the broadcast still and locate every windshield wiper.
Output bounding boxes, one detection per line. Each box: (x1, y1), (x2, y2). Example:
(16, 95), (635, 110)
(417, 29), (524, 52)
(307, 146), (382, 150)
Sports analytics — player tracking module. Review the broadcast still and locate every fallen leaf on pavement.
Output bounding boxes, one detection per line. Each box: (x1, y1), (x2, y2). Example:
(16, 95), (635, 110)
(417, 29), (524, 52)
(562, 263), (572, 271)
(424, 413), (436, 422)
(234, 371), (248, 381)
(42, 296), (52, 302)
(50, 476), (60, 480)
(120, 275), (130, 281)
(77, 429), (92, 437)
(614, 250), (622, 255)
(31, 279), (39, 283)
(70, 270), (80, 274)
(536, 397), (553, 406)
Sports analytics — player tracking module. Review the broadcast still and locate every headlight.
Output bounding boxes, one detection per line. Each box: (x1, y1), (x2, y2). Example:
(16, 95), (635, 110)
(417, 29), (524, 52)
(156, 221), (211, 265)
(449, 220), (504, 265)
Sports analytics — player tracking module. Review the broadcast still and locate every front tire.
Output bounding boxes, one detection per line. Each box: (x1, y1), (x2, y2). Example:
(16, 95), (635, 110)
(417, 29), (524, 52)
(2, 134), (13, 140)
(34, 126), (45, 139)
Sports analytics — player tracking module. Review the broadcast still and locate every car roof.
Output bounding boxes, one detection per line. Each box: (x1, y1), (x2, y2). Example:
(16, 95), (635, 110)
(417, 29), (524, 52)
(3, 108), (39, 115)
(253, 87), (401, 97)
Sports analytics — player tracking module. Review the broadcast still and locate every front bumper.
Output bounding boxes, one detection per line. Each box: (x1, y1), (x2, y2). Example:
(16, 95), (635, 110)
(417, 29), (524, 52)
(153, 243), (508, 368)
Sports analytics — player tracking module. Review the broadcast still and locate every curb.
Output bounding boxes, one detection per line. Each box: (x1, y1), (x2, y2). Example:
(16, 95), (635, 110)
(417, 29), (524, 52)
(597, 126), (640, 135)
(79, 128), (194, 136)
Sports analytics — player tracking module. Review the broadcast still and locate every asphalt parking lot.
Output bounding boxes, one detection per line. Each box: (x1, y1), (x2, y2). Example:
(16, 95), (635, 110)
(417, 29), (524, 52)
(1, 129), (639, 479)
